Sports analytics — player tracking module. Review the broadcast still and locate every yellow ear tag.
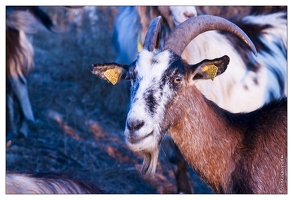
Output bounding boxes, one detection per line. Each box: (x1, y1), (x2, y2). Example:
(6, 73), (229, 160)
(137, 33), (143, 52)
(103, 68), (121, 85)
(137, 41), (143, 52)
(202, 64), (218, 81)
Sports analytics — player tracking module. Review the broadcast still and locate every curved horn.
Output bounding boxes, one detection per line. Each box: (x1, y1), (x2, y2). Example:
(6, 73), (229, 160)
(163, 15), (257, 56)
(143, 16), (162, 51)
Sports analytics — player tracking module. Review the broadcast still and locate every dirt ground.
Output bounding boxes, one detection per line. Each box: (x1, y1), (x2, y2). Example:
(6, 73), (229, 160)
(5, 6), (286, 194)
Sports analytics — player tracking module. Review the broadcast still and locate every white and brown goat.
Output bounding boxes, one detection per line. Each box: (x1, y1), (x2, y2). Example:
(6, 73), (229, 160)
(113, 6), (287, 193)
(92, 15), (287, 194)
(113, 6), (197, 193)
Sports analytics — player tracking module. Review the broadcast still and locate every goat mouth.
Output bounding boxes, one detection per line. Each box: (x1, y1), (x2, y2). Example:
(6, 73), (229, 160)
(127, 131), (154, 144)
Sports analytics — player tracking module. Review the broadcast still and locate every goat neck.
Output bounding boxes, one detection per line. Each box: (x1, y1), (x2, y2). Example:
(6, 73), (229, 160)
(166, 86), (242, 193)
(166, 85), (287, 193)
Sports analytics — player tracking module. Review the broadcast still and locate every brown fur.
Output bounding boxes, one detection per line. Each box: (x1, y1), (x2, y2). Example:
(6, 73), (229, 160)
(6, 12), (35, 78)
(166, 85), (287, 194)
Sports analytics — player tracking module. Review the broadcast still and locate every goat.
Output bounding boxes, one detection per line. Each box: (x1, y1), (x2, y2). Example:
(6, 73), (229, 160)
(6, 171), (105, 194)
(91, 15), (287, 194)
(6, 6), (53, 137)
(113, 6), (197, 193)
(112, 6), (287, 193)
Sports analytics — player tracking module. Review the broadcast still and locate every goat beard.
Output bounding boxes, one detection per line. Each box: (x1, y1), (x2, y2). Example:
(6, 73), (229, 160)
(141, 147), (159, 176)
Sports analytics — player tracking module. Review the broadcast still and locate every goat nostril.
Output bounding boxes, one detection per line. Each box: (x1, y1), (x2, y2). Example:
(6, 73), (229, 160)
(127, 120), (145, 131)
(134, 121), (144, 130)
(184, 13), (195, 19)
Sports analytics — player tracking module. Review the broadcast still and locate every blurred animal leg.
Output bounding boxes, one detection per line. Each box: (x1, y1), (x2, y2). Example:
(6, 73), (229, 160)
(11, 76), (35, 137)
(6, 89), (17, 135)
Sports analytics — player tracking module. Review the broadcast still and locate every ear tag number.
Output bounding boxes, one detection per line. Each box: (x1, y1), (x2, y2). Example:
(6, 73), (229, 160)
(202, 64), (218, 81)
(104, 68), (121, 85)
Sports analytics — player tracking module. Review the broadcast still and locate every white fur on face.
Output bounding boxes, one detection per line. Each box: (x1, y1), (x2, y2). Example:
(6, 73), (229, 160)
(125, 49), (174, 152)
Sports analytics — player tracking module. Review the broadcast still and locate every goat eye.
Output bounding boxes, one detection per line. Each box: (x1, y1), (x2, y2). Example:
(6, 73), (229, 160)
(174, 77), (182, 84)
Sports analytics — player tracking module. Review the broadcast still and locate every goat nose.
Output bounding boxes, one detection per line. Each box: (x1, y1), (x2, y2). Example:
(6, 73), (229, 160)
(127, 119), (145, 131)
(184, 12), (195, 19)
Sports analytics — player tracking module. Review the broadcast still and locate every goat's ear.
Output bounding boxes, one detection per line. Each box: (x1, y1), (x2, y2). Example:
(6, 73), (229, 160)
(91, 63), (129, 85)
(188, 55), (230, 83)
